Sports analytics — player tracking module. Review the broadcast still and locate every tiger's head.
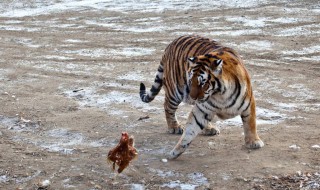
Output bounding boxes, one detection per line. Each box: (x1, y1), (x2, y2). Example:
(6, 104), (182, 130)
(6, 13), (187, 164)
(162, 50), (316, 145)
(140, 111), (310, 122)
(186, 49), (229, 103)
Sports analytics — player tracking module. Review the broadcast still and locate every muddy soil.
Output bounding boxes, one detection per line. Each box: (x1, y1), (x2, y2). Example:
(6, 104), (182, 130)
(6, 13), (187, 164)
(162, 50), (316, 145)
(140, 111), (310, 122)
(0, 0), (319, 189)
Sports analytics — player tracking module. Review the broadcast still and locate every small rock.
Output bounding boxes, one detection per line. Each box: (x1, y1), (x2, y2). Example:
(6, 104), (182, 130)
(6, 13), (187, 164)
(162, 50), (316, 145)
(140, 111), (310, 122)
(289, 144), (300, 150)
(311, 145), (320, 149)
(38, 179), (50, 188)
(296, 171), (302, 176)
(161, 158), (168, 163)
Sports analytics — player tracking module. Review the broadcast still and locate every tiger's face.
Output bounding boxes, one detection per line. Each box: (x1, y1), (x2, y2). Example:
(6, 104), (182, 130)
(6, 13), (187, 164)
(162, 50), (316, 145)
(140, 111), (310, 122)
(186, 53), (223, 103)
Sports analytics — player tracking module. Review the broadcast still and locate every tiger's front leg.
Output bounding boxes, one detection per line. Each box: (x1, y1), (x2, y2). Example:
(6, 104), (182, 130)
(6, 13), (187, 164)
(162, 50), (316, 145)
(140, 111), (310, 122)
(241, 100), (264, 149)
(168, 105), (208, 159)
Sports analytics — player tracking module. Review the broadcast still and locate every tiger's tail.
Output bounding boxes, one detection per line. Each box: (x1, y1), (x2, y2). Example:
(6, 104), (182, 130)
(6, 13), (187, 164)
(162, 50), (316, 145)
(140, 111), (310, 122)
(140, 64), (164, 103)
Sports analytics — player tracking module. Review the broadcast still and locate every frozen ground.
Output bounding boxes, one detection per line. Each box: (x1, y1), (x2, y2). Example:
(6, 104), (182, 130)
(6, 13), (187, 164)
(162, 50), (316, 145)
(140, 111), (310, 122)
(0, 0), (319, 189)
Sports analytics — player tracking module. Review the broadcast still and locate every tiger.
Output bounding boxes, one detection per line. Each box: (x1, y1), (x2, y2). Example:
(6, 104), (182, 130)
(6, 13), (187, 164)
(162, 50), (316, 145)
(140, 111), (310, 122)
(139, 35), (264, 159)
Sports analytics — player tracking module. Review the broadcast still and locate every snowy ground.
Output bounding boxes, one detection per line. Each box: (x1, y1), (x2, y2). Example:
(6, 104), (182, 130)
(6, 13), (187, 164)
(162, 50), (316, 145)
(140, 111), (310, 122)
(0, 0), (319, 189)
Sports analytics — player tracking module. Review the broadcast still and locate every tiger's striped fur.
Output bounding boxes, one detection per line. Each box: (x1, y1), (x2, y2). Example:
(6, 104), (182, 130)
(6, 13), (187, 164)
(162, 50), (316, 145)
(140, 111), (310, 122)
(140, 35), (264, 159)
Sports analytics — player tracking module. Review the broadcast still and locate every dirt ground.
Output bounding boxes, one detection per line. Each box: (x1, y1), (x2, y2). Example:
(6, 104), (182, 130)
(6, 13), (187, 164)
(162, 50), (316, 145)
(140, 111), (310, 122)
(0, 0), (319, 189)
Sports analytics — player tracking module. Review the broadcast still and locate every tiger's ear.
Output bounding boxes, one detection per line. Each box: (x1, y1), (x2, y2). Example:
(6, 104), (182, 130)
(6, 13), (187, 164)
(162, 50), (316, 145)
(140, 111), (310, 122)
(212, 59), (223, 77)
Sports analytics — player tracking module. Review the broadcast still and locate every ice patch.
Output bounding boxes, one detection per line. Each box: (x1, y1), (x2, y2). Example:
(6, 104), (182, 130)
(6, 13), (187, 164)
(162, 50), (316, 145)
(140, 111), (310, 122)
(275, 103), (298, 112)
(0, 69), (10, 80)
(0, 0), (272, 18)
(282, 45), (320, 55)
(149, 167), (209, 190)
(62, 49), (108, 58)
(149, 168), (181, 178)
(283, 55), (320, 62)
(31, 61), (115, 76)
(248, 59), (289, 67)
(16, 170), (41, 183)
(85, 20), (165, 33)
(0, 25), (40, 32)
(282, 84), (315, 101)
(210, 29), (262, 36)
(269, 17), (302, 24)
(3, 20), (22, 24)
(239, 40), (273, 51)
(37, 128), (84, 154)
(130, 184), (144, 190)
(0, 117), (110, 154)
(187, 172), (209, 186)
(0, 170), (41, 184)
(64, 88), (161, 113)
(11, 38), (41, 48)
(161, 181), (198, 190)
(226, 16), (268, 28)
(216, 107), (285, 127)
(101, 82), (137, 90)
(141, 147), (168, 155)
(117, 72), (146, 81)
(64, 39), (88, 43)
(109, 47), (155, 57)
(14, 128), (110, 154)
(42, 55), (75, 61)
(275, 24), (320, 36)
(0, 115), (39, 132)
(62, 47), (154, 58)
(273, 101), (320, 112)
(221, 173), (232, 181)
(0, 0), (105, 17)
(0, 175), (9, 183)
(62, 178), (77, 188)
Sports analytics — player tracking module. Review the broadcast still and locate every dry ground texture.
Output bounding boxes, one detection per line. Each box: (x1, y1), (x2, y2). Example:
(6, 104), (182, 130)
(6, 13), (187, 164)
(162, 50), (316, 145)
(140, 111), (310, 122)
(0, 0), (319, 189)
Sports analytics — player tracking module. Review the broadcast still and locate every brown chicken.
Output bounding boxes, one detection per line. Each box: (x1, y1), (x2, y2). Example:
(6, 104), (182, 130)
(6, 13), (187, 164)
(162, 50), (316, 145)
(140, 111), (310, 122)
(107, 132), (138, 173)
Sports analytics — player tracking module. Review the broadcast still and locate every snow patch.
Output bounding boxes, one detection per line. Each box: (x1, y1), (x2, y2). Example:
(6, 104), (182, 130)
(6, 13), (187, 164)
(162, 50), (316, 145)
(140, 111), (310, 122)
(161, 181), (198, 190)
(226, 16), (268, 28)
(0, 25), (40, 32)
(130, 184), (144, 190)
(0, 0), (275, 18)
(109, 47), (155, 57)
(64, 88), (161, 113)
(216, 107), (286, 127)
(239, 40), (273, 51)
(282, 45), (320, 56)
(275, 24), (320, 36)
(210, 29), (262, 36)
(0, 175), (9, 183)
(117, 72), (146, 81)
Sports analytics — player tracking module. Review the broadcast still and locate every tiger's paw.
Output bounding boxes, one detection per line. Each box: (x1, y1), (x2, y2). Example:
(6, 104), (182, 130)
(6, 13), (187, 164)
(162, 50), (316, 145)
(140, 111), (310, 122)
(245, 138), (264, 149)
(167, 146), (185, 160)
(202, 126), (220, 136)
(167, 150), (181, 160)
(168, 126), (184, 134)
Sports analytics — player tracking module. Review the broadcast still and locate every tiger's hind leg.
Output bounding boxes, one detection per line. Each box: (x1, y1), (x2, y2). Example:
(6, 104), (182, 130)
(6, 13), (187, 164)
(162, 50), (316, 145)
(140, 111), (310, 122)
(164, 96), (183, 134)
(198, 112), (220, 136)
(202, 123), (220, 136)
